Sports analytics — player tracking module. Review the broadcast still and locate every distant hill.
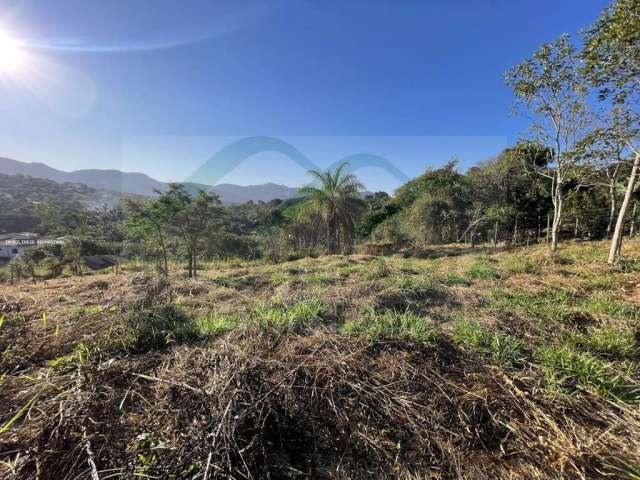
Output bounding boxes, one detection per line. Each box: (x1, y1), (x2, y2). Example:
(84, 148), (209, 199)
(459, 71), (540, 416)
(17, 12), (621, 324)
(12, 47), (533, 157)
(0, 173), (131, 233)
(212, 183), (299, 204)
(0, 157), (301, 203)
(0, 157), (166, 196)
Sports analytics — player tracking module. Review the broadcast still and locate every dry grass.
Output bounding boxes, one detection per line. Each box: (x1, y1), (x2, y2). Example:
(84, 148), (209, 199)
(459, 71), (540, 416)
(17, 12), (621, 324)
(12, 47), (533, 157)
(1, 238), (640, 479)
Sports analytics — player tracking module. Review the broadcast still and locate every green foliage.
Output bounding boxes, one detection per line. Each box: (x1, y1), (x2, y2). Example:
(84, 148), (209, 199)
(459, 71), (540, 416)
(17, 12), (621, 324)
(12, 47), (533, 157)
(583, 0), (640, 104)
(298, 162), (366, 254)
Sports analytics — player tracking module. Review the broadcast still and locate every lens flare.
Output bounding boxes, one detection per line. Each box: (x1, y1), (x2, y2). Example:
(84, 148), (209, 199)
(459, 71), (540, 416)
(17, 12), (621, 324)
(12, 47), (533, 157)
(0, 31), (26, 74)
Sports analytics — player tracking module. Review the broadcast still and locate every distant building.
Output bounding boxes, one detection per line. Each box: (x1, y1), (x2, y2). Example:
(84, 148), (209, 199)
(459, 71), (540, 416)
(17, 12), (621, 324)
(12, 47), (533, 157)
(0, 232), (39, 262)
(0, 233), (67, 263)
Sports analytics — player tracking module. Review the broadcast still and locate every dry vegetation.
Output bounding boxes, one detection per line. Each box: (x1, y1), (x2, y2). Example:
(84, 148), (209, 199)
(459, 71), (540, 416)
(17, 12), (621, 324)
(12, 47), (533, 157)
(1, 239), (640, 479)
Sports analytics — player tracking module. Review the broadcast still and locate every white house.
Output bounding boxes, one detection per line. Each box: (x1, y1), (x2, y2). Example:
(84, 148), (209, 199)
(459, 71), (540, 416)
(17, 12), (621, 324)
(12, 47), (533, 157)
(0, 233), (40, 262)
(0, 243), (22, 260)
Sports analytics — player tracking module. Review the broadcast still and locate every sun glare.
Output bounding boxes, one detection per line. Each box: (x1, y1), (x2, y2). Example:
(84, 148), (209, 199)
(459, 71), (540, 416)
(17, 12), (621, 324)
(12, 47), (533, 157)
(0, 31), (26, 74)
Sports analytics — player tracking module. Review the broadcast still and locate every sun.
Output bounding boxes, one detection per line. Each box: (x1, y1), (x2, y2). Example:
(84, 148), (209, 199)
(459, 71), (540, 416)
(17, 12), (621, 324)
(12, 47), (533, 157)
(0, 31), (26, 74)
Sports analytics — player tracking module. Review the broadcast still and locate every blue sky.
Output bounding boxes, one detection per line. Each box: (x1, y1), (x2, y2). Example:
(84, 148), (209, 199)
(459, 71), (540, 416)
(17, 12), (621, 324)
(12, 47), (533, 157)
(0, 0), (609, 191)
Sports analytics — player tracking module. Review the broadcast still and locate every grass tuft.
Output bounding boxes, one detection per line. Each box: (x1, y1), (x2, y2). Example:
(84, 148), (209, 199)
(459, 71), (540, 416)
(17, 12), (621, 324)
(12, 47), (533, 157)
(340, 309), (437, 343)
(454, 319), (524, 367)
(466, 258), (501, 280)
(536, 345), (640, 402)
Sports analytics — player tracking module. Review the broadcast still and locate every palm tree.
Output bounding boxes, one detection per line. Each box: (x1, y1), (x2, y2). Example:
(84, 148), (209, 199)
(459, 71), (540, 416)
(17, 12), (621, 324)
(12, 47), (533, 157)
(299, 163), (365, 253)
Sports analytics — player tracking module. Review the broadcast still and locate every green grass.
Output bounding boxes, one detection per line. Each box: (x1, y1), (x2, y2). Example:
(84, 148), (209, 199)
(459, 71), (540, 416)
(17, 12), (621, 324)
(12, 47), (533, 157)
(536, 345), (640, 402)
(570, 325), (638, 358)
(465, 258), (501, 280)
(491, 288), (576, 323)
(340, 309), (437, 343)
(501, 254), (539, 274)
(47, 343), (91, 372)
(126, 303), (198, 352)
(365, 258), (392, 279)
(196, 311), (239, 337)
(251, 299), (325, 332)
(453, 319), (524, 367)
(577, 296), (640, 323)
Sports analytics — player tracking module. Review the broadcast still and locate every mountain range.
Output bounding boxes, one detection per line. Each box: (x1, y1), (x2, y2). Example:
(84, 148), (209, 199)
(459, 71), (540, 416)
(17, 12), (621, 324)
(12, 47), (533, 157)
(0, 157), (300, 204)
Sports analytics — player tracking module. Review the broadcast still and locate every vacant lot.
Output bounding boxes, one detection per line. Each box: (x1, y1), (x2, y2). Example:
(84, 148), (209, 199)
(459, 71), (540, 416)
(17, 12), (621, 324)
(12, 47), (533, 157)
(1, 239), (640, 479)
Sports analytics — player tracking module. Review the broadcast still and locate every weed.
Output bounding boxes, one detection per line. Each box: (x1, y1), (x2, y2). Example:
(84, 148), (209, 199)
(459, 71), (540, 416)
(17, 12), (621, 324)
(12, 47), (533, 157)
(47, 343), (91, 372)
(578, 296), (640, 323)
(441, 271), (469, 286)
(491, 288), (575, 323)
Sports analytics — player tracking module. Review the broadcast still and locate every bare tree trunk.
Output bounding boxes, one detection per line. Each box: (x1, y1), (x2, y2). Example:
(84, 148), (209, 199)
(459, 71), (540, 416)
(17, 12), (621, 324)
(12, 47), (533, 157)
(537, 215), (541, 242)
(546, 212), (550, 244)
(157, 227), (168, 277)
(574, 217), (579, 240)
(631, 202), (637, 237)
(606, 180), (616, 239)
(193, 250), (197, 279)
(550, 174), (563, 252)
(493, 220), (498, 247)
(608, 152), (640, 264)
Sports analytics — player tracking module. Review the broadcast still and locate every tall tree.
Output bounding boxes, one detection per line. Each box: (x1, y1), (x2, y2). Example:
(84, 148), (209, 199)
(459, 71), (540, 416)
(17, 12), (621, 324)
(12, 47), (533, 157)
(299, 163), (365, 254)
(506, 35), (590, 251)
(576, 108), (633, 239)
(169, 187), (224, 278)
(583, 0), (640, 263)
(124, 186), (185, 276)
